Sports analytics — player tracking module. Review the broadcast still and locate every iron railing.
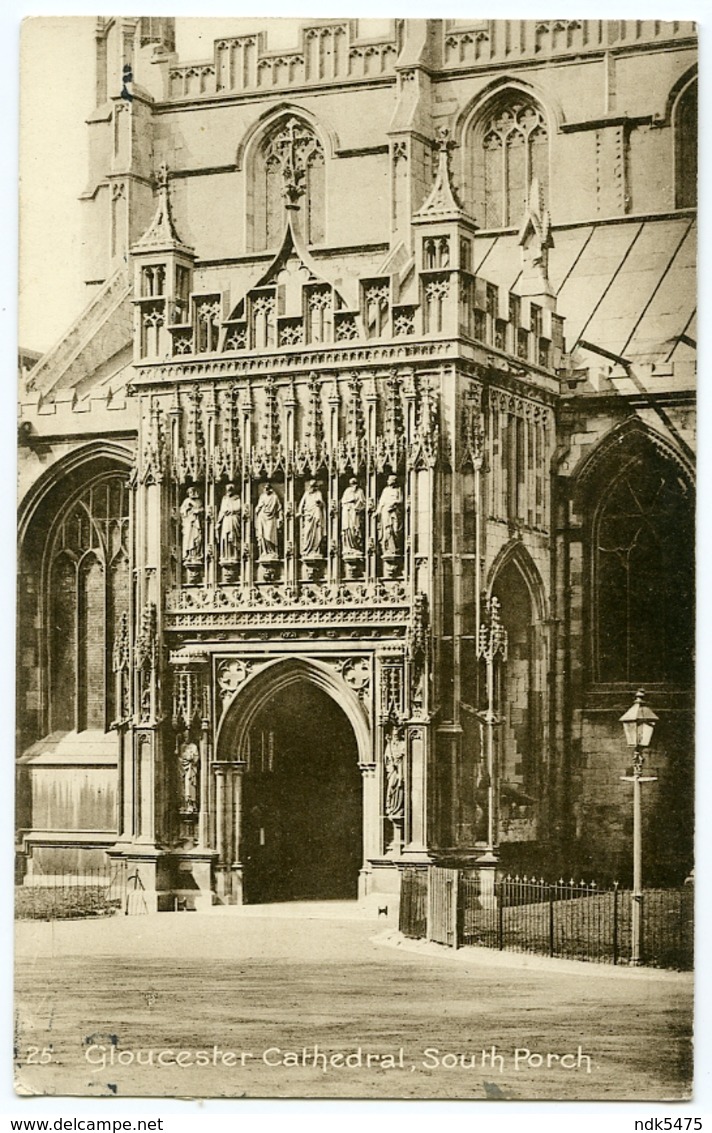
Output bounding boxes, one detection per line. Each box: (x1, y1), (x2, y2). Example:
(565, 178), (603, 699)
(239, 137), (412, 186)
(399, 869), (693, 970)
(15, 863), (128, 920)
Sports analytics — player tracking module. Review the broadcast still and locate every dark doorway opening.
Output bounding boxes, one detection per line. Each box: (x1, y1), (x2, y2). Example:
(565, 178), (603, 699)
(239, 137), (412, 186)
(241, 680), (362, 903)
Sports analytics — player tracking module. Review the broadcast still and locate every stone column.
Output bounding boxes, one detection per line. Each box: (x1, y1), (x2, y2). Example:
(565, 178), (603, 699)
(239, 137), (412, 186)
(284, 381), (297, 588)
(403, 374), (417, 587)
(240, 391), (254, 588)
(230, 761), (247, 903)
(135, 731), (155, 843)
(213, 762), (228, 899)
(198, 717), (210, 849)
(327, 382), (341, 586)
(365, 379), (378, 583)
(359, 762), (378, 899)
(205, 390), (217, 589)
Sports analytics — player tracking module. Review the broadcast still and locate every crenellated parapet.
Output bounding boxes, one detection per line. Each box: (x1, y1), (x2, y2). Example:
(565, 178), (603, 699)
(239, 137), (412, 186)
(162, 21), (401, 101)
(439, 18), (695, 69)
(154, 19), (696, 105)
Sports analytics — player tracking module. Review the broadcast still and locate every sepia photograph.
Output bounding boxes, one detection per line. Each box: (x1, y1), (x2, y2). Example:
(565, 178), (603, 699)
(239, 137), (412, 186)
(14, 14), (696, 1103)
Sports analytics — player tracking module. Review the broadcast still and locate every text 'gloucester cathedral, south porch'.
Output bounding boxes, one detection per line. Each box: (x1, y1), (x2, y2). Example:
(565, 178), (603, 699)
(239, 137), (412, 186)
(17, 18), (696, 909)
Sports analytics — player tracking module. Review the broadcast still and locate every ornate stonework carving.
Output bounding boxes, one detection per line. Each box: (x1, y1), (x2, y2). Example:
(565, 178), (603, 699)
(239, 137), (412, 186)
(407, 592), (430, 720)
(135, 601), (159, 724)
(384, 725), (405, 820)
(298, 479), (326, 559)
(168, 579), (408, 611)
(216, 657), (251, 704)
(380, 659), (405, 723)
(213, 388), (242, 481)
(339, 656), (371, 711)
(376, 474), (404, 574)
(254, 482), (283, 561)
(178, 741), (200, 816)
(174, 388), (206, 484)
(135, 602), (158, 673)
(112, 611), (131, 725)
(461, 383), (484, 469)
(216, 483), (241, 568)
(171, 656), (208, 733)
(340, 477), (366, 573)
(180, 486), (204, 569)
(142, 398), (166, 484)
(263, 117), (322, 206)
(135, 340), (453, 383)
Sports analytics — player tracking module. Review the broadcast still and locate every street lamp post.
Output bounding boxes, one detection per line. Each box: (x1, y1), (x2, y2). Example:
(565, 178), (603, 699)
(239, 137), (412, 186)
(619, 689), (658, 966)
(477, 595), (508, 860)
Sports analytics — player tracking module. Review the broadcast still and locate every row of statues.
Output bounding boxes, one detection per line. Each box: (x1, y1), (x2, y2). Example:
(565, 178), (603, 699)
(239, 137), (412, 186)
(180, 476), (404, 568)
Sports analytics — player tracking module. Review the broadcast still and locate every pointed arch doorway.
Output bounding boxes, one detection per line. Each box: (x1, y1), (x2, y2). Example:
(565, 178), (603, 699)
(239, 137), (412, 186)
(217, 662), (365, 903)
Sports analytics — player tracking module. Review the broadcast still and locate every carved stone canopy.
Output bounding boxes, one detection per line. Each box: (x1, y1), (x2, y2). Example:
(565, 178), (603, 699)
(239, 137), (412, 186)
(413, 127), (474, 227)
(132, 162), (195, 257)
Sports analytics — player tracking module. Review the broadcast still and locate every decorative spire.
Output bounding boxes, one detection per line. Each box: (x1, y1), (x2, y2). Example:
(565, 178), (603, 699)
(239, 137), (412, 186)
(260, 375), (282, 457)
(132, 163), (194, 254)
(413, 128), (466, 221)
(518, 177), (554, 299)
(304, 372), (325, 453)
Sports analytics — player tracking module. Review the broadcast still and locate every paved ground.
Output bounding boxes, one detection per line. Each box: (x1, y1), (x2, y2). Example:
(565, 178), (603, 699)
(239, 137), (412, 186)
(14, 902), (693, 1101)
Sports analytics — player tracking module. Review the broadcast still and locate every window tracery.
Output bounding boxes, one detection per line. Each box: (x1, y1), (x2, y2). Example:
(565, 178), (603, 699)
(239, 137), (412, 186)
(469, 95), (549, 228)
(47, 474), (130, 732)
(591, 451), (693, 685)
(674, 79), (697, 208)
(251, 117), (325, 251)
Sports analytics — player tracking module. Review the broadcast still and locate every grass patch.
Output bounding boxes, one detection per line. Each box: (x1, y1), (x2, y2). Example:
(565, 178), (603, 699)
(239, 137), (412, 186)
(15, 885), (121, 921)
(461, 888), (693, 969)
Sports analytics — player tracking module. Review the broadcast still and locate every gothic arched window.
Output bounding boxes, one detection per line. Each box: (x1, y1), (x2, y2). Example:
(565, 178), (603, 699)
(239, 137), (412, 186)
(592, 450), (693, 686)
(47, 474), (130, 732)
(468, 94), (549, 229)
(674, 79), (697, 208)
(250, 117), (325, 251)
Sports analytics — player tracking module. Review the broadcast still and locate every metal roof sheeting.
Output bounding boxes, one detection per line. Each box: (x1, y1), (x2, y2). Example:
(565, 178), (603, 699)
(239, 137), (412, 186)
(478, 216), (696, 366)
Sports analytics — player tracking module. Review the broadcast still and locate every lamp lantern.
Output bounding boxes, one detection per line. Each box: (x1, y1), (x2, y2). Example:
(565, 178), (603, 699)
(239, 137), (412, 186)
(619, 688), (658, 965)
(619, 688), (658, 752)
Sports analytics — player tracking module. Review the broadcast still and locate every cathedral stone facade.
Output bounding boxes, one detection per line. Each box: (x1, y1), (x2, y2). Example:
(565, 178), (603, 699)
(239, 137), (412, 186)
(17, 18), (696, 909)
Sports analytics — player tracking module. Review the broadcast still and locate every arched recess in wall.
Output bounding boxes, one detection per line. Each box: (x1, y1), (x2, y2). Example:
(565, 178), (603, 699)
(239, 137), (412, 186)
(459, 81), (554, 229)
(573, 422), (694, 687)
(672, 73), (697, 209)
(17, 446), (133, 750)
(242, 109), (329, 252)
(215, 656), (371, 769)
(486, 542), (548, 807)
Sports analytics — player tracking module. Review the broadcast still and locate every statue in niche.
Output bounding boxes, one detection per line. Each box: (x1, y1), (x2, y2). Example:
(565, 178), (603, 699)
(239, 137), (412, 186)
(179, 741), (200, 815)
(376, 474), (403, 558)
(340, 477), (367, 555)
(254, 482), (283, 560)
(180, 486), (204, 563)
(384, 728), (405, 820)
(216, 483), (241, 563)
(298, 479), (326, 558)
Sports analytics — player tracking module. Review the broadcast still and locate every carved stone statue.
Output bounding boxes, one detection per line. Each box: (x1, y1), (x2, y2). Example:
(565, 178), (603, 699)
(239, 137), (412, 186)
(298, 479), (326, 558)
(376, 474), (403, 558)
(384, 729), (405, 820)
(216, 483), (241, 563)
(180, 486), (204, 563)
(179, 741), (200, 814)
(341, 477), (366, 555)
(254, 482), (283, 560)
